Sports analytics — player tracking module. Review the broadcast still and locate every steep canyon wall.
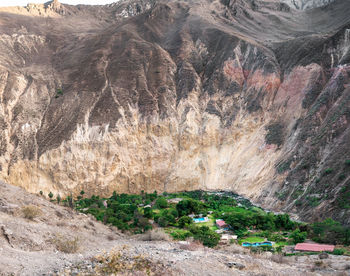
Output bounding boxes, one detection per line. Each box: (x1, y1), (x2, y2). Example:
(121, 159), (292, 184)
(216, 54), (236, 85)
(0, 0), (350, 224)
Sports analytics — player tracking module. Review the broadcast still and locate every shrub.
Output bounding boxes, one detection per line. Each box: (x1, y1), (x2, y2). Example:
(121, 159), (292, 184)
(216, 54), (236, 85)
(249, 245), (274, 254)
(270, 233), (286, 243)
(56, 194), (61, 204)
(107, 217), (130, 231)
(157, 216), (169, 227)
(289, 229), (307, 244)
(275, 245), (284, 254)
(189, 225), (220, 248)
(169, 229), (192, 240)
(331, 248), (345, 255)
(270, 254), (286, 263)
(314, 260), (323, 267)
(311, 218), (350, 245)
(94, 248), (168, 275)
(155, 197), (168, 209)
(277, 160), (292, 174)
(306, 196), (320, 207)
(52, 234), (80, 253)
(265, 122), (284, 146)
(143, 207), (153, 219)
(345, 160), (350, 166)
(176, 199), (206, 217)
(295, 200), (302, 206)
(225, 244), (245, 254)
(178, 216), (193, 228)
(179, 240), (203, 251)
(138, 229), (170, 241)
(323, 168), (333, 175)
(169, 208), (179, 218)
(260, 230), (272, 239)
(48, 192), (54, 199)
(21, 205), (42, 220)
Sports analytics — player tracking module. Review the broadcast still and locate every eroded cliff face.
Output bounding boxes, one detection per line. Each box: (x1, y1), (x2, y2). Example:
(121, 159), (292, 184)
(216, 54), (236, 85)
(281, 0), (334, 10)
(0, 0), (350, 224)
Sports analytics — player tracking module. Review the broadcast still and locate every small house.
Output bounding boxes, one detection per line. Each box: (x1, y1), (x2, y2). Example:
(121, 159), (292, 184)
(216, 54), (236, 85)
(167, 198), (183, 204)
(216, 219), (227, 228)
(294, 243), (335, 252)
(103, 200), (108, 208)
(221, 234), (237, 241)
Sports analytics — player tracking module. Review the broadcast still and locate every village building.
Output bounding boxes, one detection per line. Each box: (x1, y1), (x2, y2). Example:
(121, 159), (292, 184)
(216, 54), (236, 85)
(167, 198), (183, 204)
(216, 219), (227, 228)
(221, 234), (237, 241)
(294, 243), (335, 252)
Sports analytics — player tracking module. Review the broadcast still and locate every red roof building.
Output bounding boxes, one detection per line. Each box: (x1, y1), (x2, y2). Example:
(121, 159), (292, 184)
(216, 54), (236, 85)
(216, 219), (227, 228)
(294, 243), (335, 252)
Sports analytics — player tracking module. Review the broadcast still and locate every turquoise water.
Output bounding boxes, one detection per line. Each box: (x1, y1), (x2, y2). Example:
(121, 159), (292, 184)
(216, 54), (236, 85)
(193, 218), (205, 222)
(242, 242), (272, 247)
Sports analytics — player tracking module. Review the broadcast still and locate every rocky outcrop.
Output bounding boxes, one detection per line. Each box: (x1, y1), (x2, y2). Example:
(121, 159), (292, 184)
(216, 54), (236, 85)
(281, 0), (335, 10)
(0, 0), (350, 224)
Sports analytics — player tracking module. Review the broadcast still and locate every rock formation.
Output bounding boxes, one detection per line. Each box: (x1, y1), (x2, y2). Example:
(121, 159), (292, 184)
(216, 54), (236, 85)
(281, 0), (334, 10)
(0, 0), (349, 224)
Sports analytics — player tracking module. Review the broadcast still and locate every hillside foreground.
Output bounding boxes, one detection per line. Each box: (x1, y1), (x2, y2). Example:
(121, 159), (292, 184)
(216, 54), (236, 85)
(0, 181), (349, 275)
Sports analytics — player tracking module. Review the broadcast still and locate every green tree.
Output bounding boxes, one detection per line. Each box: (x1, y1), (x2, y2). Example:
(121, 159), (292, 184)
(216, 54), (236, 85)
(274, 213), (294, 230)
(169, 208), (179, 218)
(289, 229), (307, 244)
(189, 225), (220, 248)
(311, 218), (349, 245)
(56, 194), (61, 204)
(276, 245), (284, 253)
(138, 217), (151, 232)
(270, 233), (286, 243)
(176, 199), (206, 216)
(48, 192), (53, 200)
(144, 207), (153, 219)
(155, 197), (168, 209)
(178, 216), (193, 228)
(68, 194), (74, 208)
(158, 216), (169, 227)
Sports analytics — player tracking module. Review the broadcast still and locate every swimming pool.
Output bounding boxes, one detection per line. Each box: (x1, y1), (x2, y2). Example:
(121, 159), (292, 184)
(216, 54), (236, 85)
(193, 217), (208, 223)
(242, 242), (272, 247)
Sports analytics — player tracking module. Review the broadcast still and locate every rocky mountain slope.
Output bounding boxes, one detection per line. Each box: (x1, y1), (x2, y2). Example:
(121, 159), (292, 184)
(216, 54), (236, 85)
(1, 181), (350, 275)
(0, 0), (350, 225)
(281, 0), (334, 10)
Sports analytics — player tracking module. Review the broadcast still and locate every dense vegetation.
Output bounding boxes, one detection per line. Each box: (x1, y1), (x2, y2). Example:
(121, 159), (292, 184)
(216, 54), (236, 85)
(51, 190), (350, 250)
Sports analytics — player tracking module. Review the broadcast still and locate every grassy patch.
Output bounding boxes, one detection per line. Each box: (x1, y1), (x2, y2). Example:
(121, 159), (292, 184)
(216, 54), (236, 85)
(166, 228), (192, 240)
(239, 236), (265, 244)
(275, 241), (289, 247)
(21, 205), (42, 220)
(52, 234), (80, 253)
(196, 215), (216, 229)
